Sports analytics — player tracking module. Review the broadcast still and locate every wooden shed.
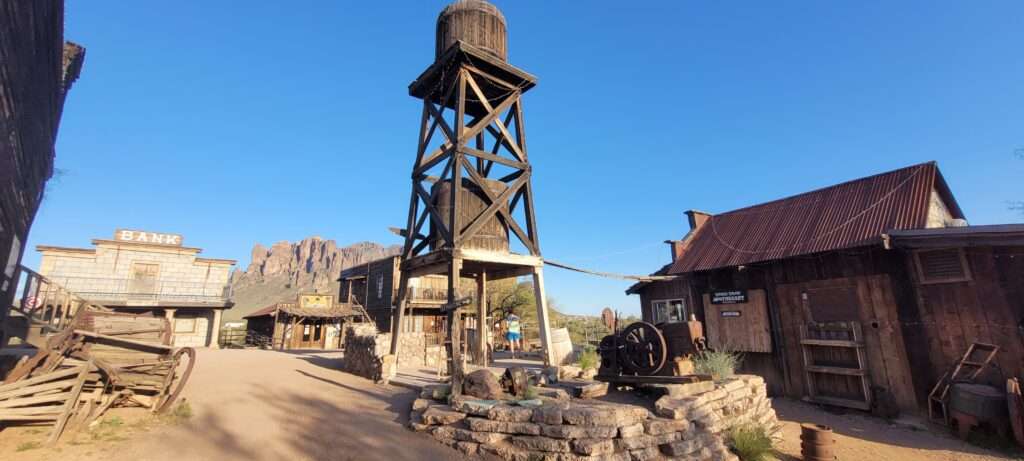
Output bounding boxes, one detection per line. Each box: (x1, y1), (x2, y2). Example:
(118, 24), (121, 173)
(628, 162), (1024, 416)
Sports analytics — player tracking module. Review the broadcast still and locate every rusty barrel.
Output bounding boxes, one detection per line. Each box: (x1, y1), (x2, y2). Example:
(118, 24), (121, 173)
(800, 423), (836, 461)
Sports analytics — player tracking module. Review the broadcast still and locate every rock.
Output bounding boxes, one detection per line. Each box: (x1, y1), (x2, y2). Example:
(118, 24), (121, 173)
(465, 369), (504, 400)
(432, 426), (458, 446)
(533, 405), (563, 425)
(576, 382), (608, 399)
(489, 405), (535, 422)
(655, 396), (697, 420)
(563, 404), (643, 427)
(454, 428), (508, 444)
(535, 387), (571, 402)
(559, 365), (582, 380)
(422, 406), (466, 425)
(511, 436), (572, 453)
(515, 399), (543, 408)
(456, 441), (479, 456)
(649, 380), (715, 398)
(619, 423), (645, 438)
(661, 438), (706, 457)
(573, 438), (616, 456)
(541, 425), (617, 439)
(467, 417), (542, 435)
(412, 398), (431, 412)
(628, 447), (661, 461)
(451, 395), (499, 416)
(580, 368), (598, 381)
(421, 384), (452, 401)
(643, 418), (687, 436)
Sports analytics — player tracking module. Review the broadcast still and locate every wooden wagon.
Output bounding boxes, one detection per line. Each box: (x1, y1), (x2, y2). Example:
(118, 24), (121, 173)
(0, 268), (196, 444)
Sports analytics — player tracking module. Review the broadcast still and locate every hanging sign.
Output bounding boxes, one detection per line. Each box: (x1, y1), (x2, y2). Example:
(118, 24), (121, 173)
(710, 290), (748, 305)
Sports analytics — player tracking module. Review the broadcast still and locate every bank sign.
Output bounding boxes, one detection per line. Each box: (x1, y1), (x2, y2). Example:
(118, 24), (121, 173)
(114, 229), (183, 246)
(710, 290), (748, 305)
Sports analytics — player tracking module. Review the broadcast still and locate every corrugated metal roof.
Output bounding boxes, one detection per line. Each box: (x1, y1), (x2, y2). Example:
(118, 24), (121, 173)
(669, 162), (962, 274)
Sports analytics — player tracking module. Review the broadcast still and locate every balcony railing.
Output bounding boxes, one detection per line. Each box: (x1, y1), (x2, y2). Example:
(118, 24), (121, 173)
(43, 276), (232, 305)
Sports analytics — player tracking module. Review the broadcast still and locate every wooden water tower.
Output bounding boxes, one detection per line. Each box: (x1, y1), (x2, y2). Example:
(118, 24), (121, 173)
(390, 0), (555, 373)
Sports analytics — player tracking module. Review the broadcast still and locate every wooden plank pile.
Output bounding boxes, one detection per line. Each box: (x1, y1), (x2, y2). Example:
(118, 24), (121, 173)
(0, 309), (196, 444)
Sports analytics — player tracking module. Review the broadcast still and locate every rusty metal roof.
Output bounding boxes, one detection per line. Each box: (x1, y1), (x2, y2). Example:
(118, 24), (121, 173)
(669, 162), (962, 274)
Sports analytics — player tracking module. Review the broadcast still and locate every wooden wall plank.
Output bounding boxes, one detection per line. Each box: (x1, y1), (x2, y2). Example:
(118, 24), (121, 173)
(866, 274), (918, 412)
(702, 289), (771, 353)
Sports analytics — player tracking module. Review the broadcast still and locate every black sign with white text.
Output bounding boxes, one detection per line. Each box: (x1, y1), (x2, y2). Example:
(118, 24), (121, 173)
(710, 290), (748, 305)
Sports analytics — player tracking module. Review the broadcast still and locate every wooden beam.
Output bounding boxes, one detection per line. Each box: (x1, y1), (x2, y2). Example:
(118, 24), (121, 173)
(531, 267), (555, 366)
(476, 269), (488, 366)
(465, 71), (526, 162)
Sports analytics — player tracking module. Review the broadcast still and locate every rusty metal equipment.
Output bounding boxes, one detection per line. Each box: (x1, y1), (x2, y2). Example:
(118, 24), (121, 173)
(800, 423), (836, 461)
(596, 318), (708, 384)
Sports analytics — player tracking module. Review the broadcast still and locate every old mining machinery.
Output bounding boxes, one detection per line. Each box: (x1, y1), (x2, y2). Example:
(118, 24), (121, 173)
(596, 315), (708, 384)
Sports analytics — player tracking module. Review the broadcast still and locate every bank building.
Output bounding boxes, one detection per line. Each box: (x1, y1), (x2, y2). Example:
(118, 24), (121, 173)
(34, 229), (235, 347)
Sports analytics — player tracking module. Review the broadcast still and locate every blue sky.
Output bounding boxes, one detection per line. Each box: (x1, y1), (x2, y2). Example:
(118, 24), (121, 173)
(27, 1), (1024, 316)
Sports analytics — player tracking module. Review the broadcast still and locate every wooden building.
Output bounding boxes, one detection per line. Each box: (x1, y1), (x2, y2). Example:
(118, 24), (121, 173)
(338, 255), (462, 345)
(244, 294), (359, 350)
(628, 162), (1024, 416)
(0, 1), (84, 345)
(30, 230), (235, 348)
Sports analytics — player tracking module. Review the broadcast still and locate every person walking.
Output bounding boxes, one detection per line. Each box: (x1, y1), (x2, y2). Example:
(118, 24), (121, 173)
(506, 312), (522, 359)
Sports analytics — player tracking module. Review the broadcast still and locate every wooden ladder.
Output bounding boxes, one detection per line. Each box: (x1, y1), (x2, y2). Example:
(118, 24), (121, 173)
(800, 322), (872, 410)
(928, 342), (1000, 425)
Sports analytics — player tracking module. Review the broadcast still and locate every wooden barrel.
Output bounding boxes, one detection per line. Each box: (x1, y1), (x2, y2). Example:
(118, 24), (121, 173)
(430, 177), (510, 253)
(950, 383), (1008, 421)
(800, 423), (836, 461)
(436, 0), (507, 61)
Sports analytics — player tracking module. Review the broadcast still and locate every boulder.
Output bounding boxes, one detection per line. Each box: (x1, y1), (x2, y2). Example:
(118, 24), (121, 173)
(464, 369), (504, 399)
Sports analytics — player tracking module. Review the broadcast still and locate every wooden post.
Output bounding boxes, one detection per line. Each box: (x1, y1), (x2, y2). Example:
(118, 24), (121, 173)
(164, 308), (176, 346)
(532, 266), (555, 366)
(210, 308), (223, 349)
(447, 258), (464, 396)
(389, 273), (410, 357)
(475, 269), (488, 366)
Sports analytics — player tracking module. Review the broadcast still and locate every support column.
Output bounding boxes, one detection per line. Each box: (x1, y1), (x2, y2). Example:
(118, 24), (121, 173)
(389, 273), (410, 357)
(210, 309), (223, 349)
(164, 308), (177, 346)
(475, 269), (488, 366)
(531, 266), (555, 366)
(447, 258), (464, 397)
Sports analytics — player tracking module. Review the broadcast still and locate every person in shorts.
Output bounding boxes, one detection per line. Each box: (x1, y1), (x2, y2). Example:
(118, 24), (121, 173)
(506, 313), (522, 358)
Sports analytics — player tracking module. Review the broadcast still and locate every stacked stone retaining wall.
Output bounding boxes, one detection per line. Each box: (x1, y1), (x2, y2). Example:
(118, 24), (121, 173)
(409, 374), (779, 461)
(341, 325), (449, 381)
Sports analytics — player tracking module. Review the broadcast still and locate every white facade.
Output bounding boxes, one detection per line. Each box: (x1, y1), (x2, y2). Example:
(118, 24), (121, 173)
(36, 233), (235, 348)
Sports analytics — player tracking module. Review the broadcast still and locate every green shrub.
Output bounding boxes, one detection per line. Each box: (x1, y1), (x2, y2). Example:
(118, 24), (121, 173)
(522, 383), (539, 400)
(577, 345), (599, 371)
(728, 423), (776, 461)
(693, 349), (742, 380)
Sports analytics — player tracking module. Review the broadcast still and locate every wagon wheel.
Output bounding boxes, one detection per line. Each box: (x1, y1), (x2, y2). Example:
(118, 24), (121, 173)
(619, 322), (667, 375)
(154, 347), (196, 413)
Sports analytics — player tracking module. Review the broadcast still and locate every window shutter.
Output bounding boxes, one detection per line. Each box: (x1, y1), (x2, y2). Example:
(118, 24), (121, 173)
(916, 248), (970, 283)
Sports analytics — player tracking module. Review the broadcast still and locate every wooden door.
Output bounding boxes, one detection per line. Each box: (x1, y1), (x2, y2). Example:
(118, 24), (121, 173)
(293, 319), (326, 349)
(775, 275), (918, 413)
(129, 262), (159, 296)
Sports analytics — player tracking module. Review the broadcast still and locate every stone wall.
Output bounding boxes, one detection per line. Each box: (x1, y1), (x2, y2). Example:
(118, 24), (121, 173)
(409, 375), (779, 461)
(341, 324), (388, 381)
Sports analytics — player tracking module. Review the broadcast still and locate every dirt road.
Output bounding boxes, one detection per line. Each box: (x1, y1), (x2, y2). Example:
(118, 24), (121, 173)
(0, 348), (465, 461)
(773, 398), (1018, 461)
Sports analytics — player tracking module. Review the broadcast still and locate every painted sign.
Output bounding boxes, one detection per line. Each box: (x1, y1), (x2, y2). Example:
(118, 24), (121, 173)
(709, 290), (748, 305)
(721, 310), (742, 318)
(115, 229), (183, 246)
(299, 294), (334, 309)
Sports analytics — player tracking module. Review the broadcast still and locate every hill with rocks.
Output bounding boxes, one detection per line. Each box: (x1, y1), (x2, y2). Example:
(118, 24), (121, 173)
(226, 237), (400, 321)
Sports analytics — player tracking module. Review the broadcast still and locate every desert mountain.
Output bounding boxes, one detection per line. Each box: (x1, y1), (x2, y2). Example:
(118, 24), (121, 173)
(226, 237), (400, 321)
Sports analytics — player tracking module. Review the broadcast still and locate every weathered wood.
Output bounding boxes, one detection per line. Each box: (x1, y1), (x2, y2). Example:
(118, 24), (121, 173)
(48, 362), (90, 445)
(702, 289), (771, 353)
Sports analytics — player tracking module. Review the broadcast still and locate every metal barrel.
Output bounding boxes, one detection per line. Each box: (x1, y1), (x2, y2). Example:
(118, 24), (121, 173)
(800, 423), (836, 461)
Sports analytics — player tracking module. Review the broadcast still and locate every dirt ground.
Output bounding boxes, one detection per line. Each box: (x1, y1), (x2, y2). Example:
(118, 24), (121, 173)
(773, 398), (1019, 461)
(0, 348), (1019, 461)
(0, 348), (466, 461)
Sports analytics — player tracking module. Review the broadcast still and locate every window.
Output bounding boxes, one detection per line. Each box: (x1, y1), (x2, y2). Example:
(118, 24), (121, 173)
(915, 248), (971, 284)
(174, 317), (197, 333)
(651, 299), (687, 324)
(129, 262), (160, 294)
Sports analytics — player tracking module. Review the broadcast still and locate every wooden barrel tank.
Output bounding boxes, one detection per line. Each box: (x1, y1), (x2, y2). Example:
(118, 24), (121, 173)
(436, 0), (507, 61)
(430, 177), (510, 253)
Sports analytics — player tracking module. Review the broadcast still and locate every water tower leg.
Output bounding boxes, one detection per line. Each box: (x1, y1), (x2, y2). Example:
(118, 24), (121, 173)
(389, 274), (410, 358)
(531, 266), (555, 366)
(475, 269), (488, 366)
(446, 258), (464, 396)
